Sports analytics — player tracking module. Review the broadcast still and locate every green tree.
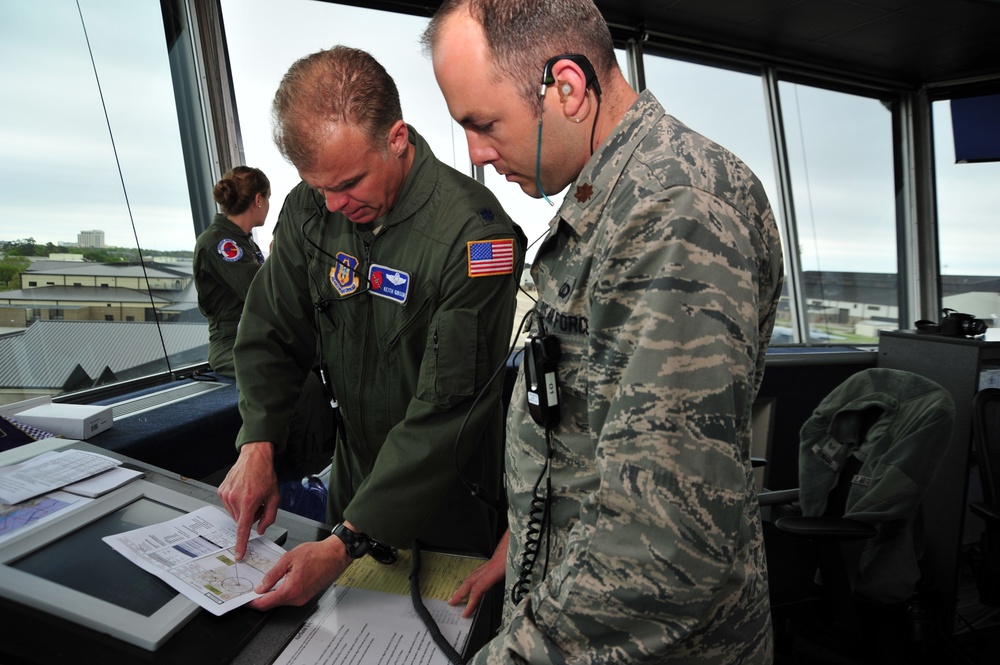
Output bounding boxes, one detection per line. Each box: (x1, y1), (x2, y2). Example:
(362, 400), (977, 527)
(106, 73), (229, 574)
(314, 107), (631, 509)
(82, 249), (124, 263)
(0, 255), (30, 290)
(2, 238), (37, 257)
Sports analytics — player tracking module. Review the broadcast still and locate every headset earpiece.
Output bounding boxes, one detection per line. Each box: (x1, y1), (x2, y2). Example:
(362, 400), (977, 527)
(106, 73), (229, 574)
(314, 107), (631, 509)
(539, 53), (602, 100)
(561, 83), (572, 96)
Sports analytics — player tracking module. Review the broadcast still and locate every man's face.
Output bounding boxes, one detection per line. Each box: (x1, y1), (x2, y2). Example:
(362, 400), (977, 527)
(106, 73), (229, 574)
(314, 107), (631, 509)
(431, 13), (568, 199)
(298, 122), (405, 224)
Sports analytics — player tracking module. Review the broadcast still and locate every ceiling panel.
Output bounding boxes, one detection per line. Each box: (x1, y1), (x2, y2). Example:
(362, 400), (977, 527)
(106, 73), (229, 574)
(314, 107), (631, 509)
(592, 0), (1000, 87)
(366, 0), (1000, 88)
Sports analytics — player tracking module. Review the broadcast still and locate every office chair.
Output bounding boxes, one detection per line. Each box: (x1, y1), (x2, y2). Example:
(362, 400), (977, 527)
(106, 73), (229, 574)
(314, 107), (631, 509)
(970, 388), (1000, 606)
(763, 368), (955, 662)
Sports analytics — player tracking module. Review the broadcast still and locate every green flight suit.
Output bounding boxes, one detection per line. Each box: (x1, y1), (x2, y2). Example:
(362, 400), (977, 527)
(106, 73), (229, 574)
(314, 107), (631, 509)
(234, 126), (525, 555)
(193, 213), (264, 378)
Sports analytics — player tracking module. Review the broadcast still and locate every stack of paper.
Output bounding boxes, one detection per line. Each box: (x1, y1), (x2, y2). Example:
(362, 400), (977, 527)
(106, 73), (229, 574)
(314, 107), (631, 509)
(0, 449), (125, 504)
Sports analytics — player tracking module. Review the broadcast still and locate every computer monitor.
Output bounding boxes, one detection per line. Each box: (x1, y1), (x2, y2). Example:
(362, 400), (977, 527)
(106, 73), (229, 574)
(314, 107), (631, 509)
(0, 480), (220, 650)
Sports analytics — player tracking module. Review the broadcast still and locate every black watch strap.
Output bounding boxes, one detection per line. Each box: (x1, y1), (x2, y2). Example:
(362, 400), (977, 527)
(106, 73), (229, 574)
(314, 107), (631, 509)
(331, 522), (372, 558)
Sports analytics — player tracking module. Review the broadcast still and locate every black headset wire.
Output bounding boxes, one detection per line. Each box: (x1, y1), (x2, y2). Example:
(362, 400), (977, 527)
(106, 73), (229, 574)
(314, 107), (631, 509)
(451, 304), (536, 512)
(410, 541), (466, 665)
(299, 204), (375, 503)
(510, 426), (553, 605)
(305, 191), (558, 640)
(449, 295), (558, 606)
(302, 199), (377, 297)
(509, 309), (556, 604)
(450, 227), (548, 508)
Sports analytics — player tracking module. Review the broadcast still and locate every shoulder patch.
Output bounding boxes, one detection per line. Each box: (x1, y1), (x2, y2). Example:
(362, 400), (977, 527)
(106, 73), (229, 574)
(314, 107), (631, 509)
(217, 238), (243, 262)
(330, 252), (361, 296)
(468, 238), (514, 277)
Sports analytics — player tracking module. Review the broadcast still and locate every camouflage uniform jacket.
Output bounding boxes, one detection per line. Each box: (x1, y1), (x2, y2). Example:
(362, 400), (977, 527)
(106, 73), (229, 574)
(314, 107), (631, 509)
(234, 127), (524, 554)
(476, 90), (783, 664)
(193, 213), (264, 378)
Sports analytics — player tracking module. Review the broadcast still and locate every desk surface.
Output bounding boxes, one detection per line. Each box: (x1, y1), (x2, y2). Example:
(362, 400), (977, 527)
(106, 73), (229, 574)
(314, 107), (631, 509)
(0, 440), (329, 665)
(0, 440), (496, 664)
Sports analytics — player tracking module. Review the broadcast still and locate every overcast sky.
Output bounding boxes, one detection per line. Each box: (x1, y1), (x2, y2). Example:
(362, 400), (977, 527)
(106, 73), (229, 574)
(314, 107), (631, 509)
(0, 0), (189, 252)
(1, 0), (997, 276)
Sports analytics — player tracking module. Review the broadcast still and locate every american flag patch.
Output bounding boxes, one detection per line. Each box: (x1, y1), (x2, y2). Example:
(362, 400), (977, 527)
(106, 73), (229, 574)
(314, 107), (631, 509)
(467, 238), (515, 277)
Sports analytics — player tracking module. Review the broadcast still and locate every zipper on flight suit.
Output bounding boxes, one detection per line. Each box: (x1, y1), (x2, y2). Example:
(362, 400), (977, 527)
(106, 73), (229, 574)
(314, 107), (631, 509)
(356, 232), (377, 469)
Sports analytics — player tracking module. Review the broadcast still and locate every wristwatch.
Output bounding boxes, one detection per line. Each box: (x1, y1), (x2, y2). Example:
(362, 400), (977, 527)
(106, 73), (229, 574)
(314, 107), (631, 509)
(331, 522), (372, 559)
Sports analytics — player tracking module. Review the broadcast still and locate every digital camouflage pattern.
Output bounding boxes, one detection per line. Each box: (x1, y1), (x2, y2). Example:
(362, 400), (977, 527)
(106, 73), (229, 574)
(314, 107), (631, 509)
(476, 89), (783, 664)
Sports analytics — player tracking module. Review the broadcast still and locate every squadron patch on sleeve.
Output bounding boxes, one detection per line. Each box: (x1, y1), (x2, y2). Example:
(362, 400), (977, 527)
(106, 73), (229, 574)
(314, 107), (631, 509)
(217, 238), (243, 262)
(467, 238), (515, 277)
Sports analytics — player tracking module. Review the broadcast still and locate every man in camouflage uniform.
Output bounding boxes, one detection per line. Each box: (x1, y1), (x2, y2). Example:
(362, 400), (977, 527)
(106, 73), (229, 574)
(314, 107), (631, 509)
(425, 1), (783, 662)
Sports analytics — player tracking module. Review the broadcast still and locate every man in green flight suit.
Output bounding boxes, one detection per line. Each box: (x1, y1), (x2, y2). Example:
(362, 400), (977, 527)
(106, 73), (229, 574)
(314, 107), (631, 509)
(218, 46), (526, 610)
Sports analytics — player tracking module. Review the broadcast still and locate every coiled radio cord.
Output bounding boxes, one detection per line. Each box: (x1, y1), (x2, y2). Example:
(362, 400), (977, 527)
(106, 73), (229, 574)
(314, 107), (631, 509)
(510, 427), (554, 605)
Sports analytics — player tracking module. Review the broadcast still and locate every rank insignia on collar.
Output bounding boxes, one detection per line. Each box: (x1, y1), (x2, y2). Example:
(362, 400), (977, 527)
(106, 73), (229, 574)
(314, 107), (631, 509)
(574, 183), (594, 203)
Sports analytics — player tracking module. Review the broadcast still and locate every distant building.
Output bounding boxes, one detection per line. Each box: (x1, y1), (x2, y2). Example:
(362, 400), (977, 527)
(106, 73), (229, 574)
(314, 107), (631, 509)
(0, 259), (205, 400)
(77, 230), (105, 248)
(0, 259), (201, 326)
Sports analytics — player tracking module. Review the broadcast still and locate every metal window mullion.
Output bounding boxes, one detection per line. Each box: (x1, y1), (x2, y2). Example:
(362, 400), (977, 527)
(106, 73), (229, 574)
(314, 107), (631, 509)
(625, 32), (646, 93)
(910, 92), (942, 320)
(762, 67), (809, 344)
(895, 93), (918, 329)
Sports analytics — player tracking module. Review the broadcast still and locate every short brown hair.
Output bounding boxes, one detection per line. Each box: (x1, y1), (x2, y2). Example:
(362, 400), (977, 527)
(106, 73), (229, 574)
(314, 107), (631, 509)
(272, 46), (402, 168)
(422, 0), (616, 110)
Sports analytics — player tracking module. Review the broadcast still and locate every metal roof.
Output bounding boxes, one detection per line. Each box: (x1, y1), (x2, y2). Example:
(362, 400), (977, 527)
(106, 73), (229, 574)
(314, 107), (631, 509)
(23, 262), (192, 280)
(0, 320), (209, 391)
(0, 286), (173, 305)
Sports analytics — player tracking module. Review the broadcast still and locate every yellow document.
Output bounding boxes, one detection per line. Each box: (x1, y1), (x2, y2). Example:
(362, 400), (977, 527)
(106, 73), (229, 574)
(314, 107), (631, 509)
(336, 549), (485, 602)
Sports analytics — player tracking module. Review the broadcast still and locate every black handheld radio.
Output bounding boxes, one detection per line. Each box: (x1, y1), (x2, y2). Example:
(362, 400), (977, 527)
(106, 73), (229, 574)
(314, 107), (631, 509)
(524, 333), (561, 428)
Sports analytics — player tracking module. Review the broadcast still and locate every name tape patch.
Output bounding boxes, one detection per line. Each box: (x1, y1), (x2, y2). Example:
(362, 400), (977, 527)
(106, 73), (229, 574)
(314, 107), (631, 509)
(369, 264), (410, 304)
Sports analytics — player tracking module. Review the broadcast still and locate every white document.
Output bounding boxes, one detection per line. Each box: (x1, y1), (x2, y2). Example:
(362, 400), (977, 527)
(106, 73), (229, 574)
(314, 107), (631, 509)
(0, 449), (120, 504)
(275, 585), (472, 665)
(62, 466), (145, 497)
(102, 505), (286, 616)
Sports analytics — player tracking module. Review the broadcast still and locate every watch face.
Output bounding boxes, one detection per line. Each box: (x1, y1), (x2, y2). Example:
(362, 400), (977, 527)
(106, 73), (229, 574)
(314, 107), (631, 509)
(351, 538), (372, 558)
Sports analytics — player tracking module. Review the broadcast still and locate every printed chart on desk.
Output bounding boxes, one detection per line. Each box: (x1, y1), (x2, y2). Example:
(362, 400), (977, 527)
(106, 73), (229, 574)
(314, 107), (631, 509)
(104, 505), (285, 614)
